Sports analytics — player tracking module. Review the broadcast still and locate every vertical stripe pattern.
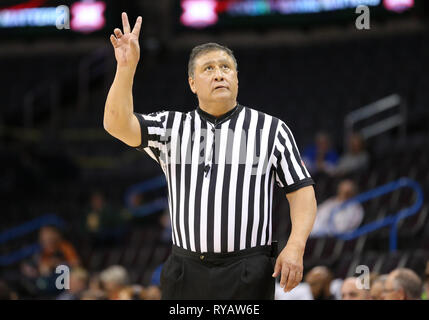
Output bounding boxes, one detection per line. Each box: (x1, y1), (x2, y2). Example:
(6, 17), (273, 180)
(134, 105), (314, 253)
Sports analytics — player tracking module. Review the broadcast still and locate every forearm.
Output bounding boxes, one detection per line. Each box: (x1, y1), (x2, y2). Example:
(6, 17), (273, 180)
(286, 186), (317, 250)
(103, 66), (136, 133)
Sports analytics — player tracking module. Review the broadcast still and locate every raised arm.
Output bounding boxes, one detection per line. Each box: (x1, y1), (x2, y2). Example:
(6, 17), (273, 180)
(103, 12), (143, 147)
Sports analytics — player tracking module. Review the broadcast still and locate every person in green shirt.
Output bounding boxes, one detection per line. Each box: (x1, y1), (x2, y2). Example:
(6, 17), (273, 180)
(84, 191), (130, 246)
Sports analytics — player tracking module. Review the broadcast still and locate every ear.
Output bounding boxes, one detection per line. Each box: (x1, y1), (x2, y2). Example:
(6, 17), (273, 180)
(188, 76), (197, 94)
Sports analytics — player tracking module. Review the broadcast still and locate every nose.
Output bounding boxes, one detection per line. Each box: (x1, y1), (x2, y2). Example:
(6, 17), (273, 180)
(214, 67), (224, 81)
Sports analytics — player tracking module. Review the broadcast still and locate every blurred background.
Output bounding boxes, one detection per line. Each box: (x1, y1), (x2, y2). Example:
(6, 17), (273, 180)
(0, 0), (428, 300)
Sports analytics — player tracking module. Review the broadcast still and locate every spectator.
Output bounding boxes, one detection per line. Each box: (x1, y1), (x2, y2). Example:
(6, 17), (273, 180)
(56, 267), (89, 300)
(84, 191), (129, 246)
(15, 260), (40, 298)
(99, 265), (129, 300)
(384, 268), (422, 300)
(334, 133), (369, 177)
(341, 277), (370, 300)
(37, 225), (80, 277)
(17, 226), (81, 298)
(310, 179), (364, 237)
(80, 289), (107, 300)
(117, 285), (144, 300)
(370, 274), (387, 300)
(304, 266), (335, 300)
(78, 273), (106, 300)
(140, 286), (162, 300)
(330, 278), (344, 300)
(302, 132), (339, 176)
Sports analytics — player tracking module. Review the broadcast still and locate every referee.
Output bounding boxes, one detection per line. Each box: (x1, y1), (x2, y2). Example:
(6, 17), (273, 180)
(104, 13), (317, 300)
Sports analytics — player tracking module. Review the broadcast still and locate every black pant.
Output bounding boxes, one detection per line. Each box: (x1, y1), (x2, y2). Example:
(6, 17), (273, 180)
(160, 245), (276, 300)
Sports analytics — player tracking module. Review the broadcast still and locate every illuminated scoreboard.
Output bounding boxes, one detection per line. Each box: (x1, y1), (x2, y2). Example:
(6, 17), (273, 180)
(177, 0), (416, 29)
(0, 0), (113, 37)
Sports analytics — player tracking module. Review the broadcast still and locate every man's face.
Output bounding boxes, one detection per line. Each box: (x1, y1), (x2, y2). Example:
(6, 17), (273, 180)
(39, 227), (60, 252)
(305, 272), (325, 299)
(384, 274), (405, 300)
(70, 273), (87, 293)
(370, 281), (385, 300)
(337, 180), (355, 201)
(189, 50), (238, 105)
(341, 279), (369, 300)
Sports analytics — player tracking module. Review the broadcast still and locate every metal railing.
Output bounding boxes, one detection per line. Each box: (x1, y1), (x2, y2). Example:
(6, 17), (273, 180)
(124, 175), (169, 217)
(328, 178), (424, 252)
(344, 94), (406, 149)
(0, 214), (65, 266)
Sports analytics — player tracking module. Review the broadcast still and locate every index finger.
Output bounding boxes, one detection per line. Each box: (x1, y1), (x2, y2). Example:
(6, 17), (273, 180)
(122, 12), (131, 33)
(132, 16), (142, 37)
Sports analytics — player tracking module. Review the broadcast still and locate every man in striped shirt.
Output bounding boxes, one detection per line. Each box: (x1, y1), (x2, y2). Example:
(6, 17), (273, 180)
(104, 13), (317, 300)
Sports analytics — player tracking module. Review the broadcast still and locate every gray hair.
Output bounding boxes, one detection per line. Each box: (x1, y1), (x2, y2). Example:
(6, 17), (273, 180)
(188, 42), (238, 78)
(100, 265), (129, 286)
(392, 268), (422, 300)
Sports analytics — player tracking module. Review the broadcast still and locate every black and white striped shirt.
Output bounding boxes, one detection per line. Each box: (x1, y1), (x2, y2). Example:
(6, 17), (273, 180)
(133, 103), (314, 253)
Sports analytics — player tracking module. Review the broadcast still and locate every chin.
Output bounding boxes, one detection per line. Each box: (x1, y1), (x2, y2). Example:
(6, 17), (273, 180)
(211, 92), (233, 100)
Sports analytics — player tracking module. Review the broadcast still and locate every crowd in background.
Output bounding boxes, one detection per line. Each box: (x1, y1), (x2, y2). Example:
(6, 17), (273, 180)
(0, 128), (428, 300)
(275, 264), (429, 300)
(1, 224), (428, 300)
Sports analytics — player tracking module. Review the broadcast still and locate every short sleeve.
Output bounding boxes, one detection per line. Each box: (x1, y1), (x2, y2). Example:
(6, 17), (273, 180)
(272, 121), (315, 193)
(133, 110), (169, 164)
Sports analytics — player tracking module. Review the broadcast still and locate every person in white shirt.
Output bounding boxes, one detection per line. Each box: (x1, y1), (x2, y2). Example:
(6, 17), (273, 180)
(311, 179), (364, 237)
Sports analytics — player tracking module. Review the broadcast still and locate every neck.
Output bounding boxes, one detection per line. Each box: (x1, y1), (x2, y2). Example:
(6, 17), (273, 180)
(198, 100), (237, 117)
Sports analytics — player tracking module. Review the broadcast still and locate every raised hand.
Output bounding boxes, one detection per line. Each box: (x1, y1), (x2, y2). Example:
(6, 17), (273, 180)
(110, 12), (142, 70)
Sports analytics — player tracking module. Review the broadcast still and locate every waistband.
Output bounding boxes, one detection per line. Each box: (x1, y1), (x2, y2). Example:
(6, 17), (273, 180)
(171, 242), (277, 262)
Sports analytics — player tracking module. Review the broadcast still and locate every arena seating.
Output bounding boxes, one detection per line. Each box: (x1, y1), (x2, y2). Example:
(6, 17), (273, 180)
(1, 31), (428, 292)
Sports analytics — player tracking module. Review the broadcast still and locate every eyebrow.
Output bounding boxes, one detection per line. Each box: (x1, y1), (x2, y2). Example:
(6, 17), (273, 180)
(201, 59), (232, 67)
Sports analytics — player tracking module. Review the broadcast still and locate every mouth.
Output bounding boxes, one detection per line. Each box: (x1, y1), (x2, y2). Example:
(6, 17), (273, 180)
(213, 85), (229, 91)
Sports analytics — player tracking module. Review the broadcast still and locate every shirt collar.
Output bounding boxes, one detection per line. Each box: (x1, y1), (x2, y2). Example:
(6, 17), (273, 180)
(196, 103), (243, 124)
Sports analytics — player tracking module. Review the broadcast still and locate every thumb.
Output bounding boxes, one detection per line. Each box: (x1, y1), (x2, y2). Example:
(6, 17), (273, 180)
(272, 259), (281, 278)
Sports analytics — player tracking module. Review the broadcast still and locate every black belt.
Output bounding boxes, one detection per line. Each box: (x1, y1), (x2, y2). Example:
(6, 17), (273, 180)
(171, 241), (278, 262)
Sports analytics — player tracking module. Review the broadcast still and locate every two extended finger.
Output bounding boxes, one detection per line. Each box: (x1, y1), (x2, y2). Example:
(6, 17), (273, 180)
(122, 12), (131, 33)
(122, 12), (142, 36)
(132, 16), (142, 37)
(110, 14), (142, 48)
